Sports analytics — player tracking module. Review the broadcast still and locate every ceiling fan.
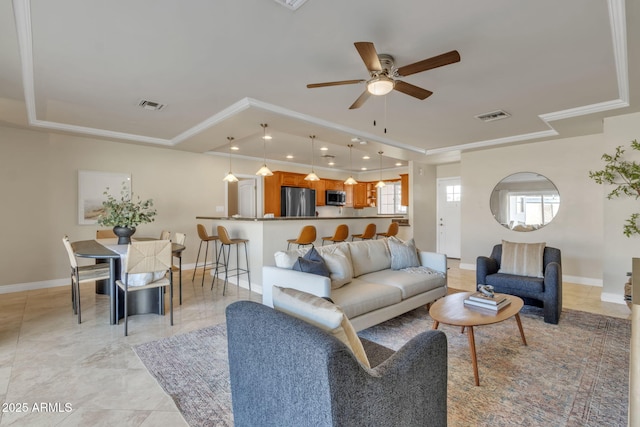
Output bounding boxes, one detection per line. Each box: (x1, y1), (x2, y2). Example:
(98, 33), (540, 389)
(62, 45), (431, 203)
(307, 42), (460, 109)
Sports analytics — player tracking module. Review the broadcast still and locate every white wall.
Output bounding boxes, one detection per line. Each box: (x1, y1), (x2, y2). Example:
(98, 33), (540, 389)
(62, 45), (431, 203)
(459, 133), (605, 285)
(602, 112), (640, 302)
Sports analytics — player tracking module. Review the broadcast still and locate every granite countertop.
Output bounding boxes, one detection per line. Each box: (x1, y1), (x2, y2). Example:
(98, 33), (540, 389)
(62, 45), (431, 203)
(196, 215), (404, 221)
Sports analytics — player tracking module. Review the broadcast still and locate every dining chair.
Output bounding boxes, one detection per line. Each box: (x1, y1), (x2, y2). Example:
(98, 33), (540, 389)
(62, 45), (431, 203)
(377, 222), (399, 239)
(215, 225), (250, 296)
(96, 229), (116, 238)
(160, 230), (171, 240)
(172, 232), (186, 304)
(62, 235), (111, 324)
(193, 224), (220, 286)
(286, 225), (316, 250)
(116, 240), (173, 336)
(352, 223), (377, 241)
(321, 224), (349, 245)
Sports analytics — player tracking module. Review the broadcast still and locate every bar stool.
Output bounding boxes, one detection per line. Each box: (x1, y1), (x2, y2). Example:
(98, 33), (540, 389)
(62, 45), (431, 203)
(376, 222), (399, 239)
(321, 224), (349, 245)
(192, 224), (219, 286)
(287, 225), (316, 250)
(214, 225), (250, 296)
(352, 223), (376, 241)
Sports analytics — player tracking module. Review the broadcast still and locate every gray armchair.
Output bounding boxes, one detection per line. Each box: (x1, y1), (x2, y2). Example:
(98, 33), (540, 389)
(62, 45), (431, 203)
(226, 300), (448, 427)
(476, 244), (562, 324)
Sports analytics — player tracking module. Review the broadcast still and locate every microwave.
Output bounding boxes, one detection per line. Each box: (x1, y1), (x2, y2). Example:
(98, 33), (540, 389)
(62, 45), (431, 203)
(326, 190), (346, 206)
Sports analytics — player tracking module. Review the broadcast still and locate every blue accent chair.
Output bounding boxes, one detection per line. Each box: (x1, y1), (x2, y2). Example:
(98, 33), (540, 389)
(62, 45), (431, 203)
(476, 244), (562, 324)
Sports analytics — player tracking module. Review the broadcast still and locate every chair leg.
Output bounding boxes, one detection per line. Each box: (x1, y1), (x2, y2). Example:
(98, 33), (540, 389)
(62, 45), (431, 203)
(169, 277), (174, 326)
(123, 285), (128, 336)
(178, 257), (183, 305)
(201, 241), (210, 287)
(244, 241), (251, 294)
(192, 239), (204, 282)
(222, 244), (230, 296)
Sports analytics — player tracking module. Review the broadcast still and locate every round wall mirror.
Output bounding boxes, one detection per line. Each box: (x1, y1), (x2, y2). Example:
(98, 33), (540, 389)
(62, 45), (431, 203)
(490, 172), (560, 232)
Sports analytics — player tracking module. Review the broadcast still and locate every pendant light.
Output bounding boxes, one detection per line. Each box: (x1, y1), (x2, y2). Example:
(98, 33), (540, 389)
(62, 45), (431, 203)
(256, 123), (273, 176)
(304, 135), (320, 181)
(344, 144), (358, 185)
(375, 151), (386, 188)
(223, 136), (239, 183)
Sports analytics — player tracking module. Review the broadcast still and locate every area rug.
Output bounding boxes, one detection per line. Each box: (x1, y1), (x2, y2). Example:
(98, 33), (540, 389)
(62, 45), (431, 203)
(134, 307), (631, 427)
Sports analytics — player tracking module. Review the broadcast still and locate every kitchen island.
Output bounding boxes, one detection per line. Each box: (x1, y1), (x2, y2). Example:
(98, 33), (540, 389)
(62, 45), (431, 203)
(196, 216), (407, 293)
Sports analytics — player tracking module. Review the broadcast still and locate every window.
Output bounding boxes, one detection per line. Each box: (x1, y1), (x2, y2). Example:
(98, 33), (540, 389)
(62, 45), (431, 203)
(377, 182), (407, 215)
(446, 184), (461, 202)
(507, 193), (559, 226)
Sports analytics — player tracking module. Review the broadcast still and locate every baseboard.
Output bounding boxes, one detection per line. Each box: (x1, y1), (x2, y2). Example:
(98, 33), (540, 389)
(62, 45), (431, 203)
(0, 278), (68, 294)
(457, 263), (603, 287)
(601, 292), (627, 305)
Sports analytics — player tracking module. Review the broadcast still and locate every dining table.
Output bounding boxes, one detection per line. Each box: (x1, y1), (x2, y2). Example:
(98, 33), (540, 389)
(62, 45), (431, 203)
(71, 238), (186, 325)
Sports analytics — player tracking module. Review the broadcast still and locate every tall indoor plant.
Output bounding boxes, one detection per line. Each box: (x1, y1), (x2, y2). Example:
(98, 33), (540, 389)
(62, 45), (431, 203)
(588, 139), (640, 237)
(97, 181), (157, 244)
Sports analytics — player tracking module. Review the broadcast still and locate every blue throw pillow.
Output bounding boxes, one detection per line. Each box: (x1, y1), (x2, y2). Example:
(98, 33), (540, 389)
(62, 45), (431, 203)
(292, 246), (331, 277)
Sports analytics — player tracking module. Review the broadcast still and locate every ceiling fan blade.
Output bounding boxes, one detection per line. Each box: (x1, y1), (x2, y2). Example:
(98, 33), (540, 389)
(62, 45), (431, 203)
(396, 50), (461, 77)
(307, 79), (365, 88)
(354, 42), (382, 72)
(349, 90), (371, 109)
(394, 81), (433, 100)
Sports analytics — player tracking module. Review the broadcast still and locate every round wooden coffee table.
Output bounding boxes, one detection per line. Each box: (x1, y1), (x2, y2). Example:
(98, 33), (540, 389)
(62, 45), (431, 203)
(429, 291), (527, 386)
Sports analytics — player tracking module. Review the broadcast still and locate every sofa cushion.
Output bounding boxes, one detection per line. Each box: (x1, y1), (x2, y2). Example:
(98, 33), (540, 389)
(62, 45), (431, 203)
(359, 268), (446, 299)
(275, 243), (353, 288)
(498, 240), (546, 278)
(272, 286), (370, 368)
(331, 278), (402, 319)
(348, 239), (391, 277)
(292, 247), (330, 277)
(387, 237), (420, 270)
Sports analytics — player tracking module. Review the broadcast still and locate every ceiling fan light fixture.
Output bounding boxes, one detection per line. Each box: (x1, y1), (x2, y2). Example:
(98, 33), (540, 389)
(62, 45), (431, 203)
(367, 76), (395, 95)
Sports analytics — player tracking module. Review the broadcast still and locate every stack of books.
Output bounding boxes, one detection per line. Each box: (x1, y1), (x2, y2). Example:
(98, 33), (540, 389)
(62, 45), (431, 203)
(463, 292), (511, 312)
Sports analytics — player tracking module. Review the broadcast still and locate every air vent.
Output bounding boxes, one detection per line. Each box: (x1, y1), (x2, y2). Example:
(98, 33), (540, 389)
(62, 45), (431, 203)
(475, 110), (510, 122)
(138, 100), (165, 111)
(272, 0), (309, 10)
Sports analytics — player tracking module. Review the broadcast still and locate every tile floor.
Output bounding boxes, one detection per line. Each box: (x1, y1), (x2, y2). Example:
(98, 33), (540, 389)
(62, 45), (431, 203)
(0, 262), (631, 426)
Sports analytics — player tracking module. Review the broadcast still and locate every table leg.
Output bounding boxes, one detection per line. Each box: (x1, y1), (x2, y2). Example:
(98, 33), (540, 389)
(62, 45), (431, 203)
(109, 258), (116, 325)
(467, 325), (480, 386)
(515, 313), (528, 345)
(179, 256), (183, 305)
(432, 320), (440, 329)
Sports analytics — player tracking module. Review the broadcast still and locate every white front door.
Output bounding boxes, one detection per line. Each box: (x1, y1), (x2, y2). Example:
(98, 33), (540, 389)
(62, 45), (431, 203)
(437, 177), (461, 258)
(238, 179), (256, 218)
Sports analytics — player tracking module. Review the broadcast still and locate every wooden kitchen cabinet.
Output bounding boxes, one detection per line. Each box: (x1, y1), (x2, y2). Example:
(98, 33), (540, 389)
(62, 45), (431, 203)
(353, 182), (368, 209)
(400, 173), (409, 207)
(366, 182), (377, 208)
(325, 180), (344, 191)
(312, 179), (326, 206)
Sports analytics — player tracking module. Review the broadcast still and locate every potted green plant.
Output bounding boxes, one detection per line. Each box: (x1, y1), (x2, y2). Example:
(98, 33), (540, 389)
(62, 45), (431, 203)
(589, 139), (640, 237)
(97, 181), (157, 244)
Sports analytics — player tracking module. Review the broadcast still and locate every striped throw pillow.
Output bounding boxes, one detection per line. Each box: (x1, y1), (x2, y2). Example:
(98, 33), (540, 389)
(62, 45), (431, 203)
(498, 240), (546, 278)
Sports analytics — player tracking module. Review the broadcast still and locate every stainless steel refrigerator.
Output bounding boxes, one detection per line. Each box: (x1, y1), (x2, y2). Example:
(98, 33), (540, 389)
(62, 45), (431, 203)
(281, 186), (316, 217)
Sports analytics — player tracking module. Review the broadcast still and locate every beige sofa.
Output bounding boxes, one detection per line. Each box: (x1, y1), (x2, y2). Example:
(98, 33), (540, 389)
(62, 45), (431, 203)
(262, 239), (448, 331)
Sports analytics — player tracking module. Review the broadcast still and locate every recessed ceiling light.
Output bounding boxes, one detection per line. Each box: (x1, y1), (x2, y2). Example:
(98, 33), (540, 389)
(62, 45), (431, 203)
(362, 155), (370, 160)
(230, 146), (239, 151)
(361, 167), (367, 171)
(286, 155), (294, 159)
(262, 135), (273, 140)
(320, 147), (328, 151)
(351, 137), (360, 142)
(395, 162), (402, 166)
(328, 161), (335, 166)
